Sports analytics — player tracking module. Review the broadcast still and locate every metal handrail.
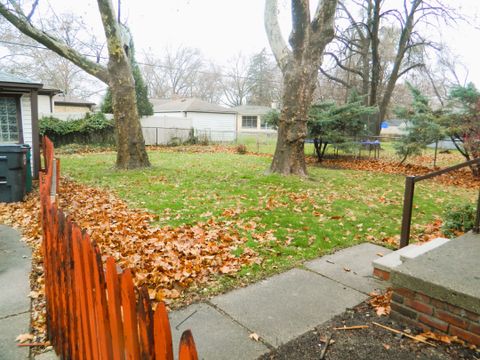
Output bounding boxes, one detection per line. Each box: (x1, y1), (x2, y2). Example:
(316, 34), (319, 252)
(399, 157), (480, 248)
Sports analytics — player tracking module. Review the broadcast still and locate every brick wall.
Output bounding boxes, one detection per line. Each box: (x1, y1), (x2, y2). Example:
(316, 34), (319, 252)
(391, 287), (480, 346)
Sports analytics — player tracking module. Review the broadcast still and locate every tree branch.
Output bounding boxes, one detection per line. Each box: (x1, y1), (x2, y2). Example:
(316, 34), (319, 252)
(319, 67), (352, 88)
(289, 0), (310, 57)
(310, 0), (338, 54)
(397, 63), (424, 78)
(0, 2), (109, 83)
(265, 0), (291, 71)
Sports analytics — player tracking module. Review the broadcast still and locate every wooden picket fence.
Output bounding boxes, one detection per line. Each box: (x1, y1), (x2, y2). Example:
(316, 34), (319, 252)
(39, 136), (199, 359)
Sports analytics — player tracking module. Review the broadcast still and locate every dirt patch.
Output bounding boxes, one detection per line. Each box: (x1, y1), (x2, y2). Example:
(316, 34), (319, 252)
(259, 302), (478, 360)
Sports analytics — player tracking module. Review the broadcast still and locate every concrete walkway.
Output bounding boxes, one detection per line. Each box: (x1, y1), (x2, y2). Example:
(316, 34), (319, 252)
(169, 243), (391, 359)
(0, 225), (31, 360)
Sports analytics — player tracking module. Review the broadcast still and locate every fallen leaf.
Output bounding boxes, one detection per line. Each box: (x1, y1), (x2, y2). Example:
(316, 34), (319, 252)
(16, 333), (34, 343)
(249, 333), (260, 341)
(383, 343), (391, 350)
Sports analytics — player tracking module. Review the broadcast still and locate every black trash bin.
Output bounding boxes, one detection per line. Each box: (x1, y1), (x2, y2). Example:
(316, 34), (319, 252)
(0, 144), (28, 203)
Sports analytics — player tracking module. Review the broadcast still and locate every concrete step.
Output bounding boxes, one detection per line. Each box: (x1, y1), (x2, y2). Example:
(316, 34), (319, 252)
(372, 237), (450, 281)
(399, 237), (449, 262)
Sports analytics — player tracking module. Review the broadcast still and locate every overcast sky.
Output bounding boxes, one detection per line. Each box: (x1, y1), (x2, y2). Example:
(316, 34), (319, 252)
(31, 0), (480, 86)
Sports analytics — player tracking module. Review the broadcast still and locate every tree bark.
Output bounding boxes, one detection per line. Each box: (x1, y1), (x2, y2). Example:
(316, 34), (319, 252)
(97, 0), (150, 168)
(265, 0), (338, 176)
(271, 63), (316, 175)
(0, 0), (150, 169)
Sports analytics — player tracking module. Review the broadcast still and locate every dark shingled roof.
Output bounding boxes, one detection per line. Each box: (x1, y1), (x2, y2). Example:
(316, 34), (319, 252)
(0, 71), (42, 87)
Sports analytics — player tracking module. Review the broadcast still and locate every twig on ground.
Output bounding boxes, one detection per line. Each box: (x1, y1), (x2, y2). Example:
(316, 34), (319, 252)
(319, 333), (333, 360)
(372, 322), (436, 347)
(333, 325), (369, 330)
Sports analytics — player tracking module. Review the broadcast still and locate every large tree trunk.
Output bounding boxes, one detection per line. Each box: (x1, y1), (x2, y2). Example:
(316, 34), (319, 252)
(265, 0), (338, 176)
(271, 65), (315, 175)
(109, 59), (150, 168)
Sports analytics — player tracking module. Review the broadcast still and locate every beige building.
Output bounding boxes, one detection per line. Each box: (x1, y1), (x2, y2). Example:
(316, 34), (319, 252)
(53, 94), (96, 113)
(232, 105), (276, 133)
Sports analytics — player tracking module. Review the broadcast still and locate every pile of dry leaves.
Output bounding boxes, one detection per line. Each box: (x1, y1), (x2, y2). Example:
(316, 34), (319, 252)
(369, 289), (392, 316)
(0, 178), (262, 346)
(309, 157), (480, 189)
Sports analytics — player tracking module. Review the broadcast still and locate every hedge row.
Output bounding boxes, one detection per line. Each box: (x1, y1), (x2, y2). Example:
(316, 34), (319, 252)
(39, 113), (115, 146)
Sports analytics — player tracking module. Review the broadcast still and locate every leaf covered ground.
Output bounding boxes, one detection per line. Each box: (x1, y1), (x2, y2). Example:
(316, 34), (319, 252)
(0, 147), (477, 349)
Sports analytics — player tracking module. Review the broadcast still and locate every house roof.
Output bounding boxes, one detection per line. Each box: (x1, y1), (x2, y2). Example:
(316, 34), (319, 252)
(153, 97), (237, 114)
(53, 94), (96, 106)
(0, 71), (43, 89)
(232, 104), (273, 116)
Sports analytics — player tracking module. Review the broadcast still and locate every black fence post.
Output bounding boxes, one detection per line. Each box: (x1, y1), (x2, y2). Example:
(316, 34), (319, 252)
(400, 176), (416, 248)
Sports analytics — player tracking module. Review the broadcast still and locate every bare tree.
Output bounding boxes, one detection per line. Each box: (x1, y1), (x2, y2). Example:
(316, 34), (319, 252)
(221, 53), (253, 107)
(0, 14), (104, 99)
(322, 0), (456, 134)
(0, 0), (150, 169)
(265, 0), (338, 176)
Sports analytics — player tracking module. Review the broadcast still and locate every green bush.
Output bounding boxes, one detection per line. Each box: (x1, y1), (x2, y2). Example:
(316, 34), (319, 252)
(39, 113), (115, 146)
(442, 203), (476, 237)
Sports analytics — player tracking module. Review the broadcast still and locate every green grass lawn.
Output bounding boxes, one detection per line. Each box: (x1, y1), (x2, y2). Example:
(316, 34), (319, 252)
(59, 150), (475, 290)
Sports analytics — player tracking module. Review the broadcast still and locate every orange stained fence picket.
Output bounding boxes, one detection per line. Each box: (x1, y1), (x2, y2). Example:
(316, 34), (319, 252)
(39, 137), (199, 359)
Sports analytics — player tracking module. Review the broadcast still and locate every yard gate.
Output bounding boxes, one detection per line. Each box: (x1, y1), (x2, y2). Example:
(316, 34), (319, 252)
(39, 136), (198, 359)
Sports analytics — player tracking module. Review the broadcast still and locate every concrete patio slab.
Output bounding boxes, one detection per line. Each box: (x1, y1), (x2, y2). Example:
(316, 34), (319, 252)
(169, 303), (269, 360)
(0, 225), (31, 360)
(211, 268), (366, 346)
(0, 313), (30, 359)
(305, 243), (390, 293)
(0, 225), (31, 318)
(391, 232), (480, 314)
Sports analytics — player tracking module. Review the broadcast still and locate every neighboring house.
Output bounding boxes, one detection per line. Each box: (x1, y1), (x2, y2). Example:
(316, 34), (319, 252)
(150, 98), (237, 141)
(232, 104), (276, 133)
(53, 94), (96, 113)
(380, 119), (408, 136)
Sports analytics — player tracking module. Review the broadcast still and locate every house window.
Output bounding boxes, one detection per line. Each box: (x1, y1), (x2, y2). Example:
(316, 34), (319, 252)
(242, 115), (257, 129)
(0, 97), (19, 143)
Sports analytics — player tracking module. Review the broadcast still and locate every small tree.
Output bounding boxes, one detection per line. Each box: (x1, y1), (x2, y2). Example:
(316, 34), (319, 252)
(308, 92), (377, 161)
(394, 84), (443, 164)
(441, 83), (480, 176)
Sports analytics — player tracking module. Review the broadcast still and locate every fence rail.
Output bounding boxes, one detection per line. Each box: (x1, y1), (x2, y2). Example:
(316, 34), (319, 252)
(40, 136), (198, 359)
(399, 157), (480, 248)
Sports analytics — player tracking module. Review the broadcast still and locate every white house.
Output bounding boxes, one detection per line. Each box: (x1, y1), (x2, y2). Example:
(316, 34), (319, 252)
(232, 104), (277, 133)
(0, 71), (58, 178)
(150, 98), (237, 142)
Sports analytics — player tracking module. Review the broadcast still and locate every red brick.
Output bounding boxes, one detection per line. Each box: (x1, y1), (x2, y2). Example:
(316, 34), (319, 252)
(418, 314), (449, 332)
(466, 310), (480, 323)
(394, 288), (414, 299)
(373, 268), (390, 281)
(414, 292), (431, 304)
(405, 298), (433, 315)
(391, 292), (404, 304)
(391, 302), (418, 320)
(447, 304), (468, 317)
(390, 312), (430, 332)
(469, 322), (480, 335)
(436, 310), (469, 329)
(450, 325), (480, 346)
(430, 298), (448, 311)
